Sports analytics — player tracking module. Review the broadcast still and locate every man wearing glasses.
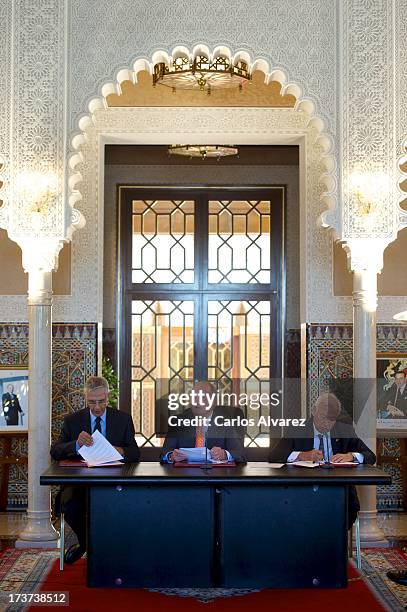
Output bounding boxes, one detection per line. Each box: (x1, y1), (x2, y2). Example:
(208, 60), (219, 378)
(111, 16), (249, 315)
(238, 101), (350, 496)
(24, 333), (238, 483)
(51, 376), (140, 564)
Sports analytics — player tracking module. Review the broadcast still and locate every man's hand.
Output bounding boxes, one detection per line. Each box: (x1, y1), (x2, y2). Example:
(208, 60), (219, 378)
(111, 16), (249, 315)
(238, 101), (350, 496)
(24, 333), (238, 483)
(387, 404), (404, 417)
(77, 431), (93, 447)
(210, 447), (227, 461)
(331, 452), (354, 463)
(114, 446), (124, 456)
(171, 449), (188, 462)
(297, 449), (323, 462)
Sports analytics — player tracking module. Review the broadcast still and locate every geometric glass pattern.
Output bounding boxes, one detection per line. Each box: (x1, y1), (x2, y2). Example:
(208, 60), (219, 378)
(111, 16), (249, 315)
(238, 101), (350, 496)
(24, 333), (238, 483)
(132, 199), (194, 283)
(208, 200), (271, 283)
(120, 187), (283, 452)
(131, 300), (194, 445)
(208, 300), (271, 447)
(208, 300), (270, 381)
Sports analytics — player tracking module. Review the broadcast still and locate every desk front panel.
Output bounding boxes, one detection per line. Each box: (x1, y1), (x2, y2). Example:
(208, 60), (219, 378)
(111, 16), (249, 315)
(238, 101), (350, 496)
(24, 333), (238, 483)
(219, 484), (348, 588)
(88, 485), (214, 588)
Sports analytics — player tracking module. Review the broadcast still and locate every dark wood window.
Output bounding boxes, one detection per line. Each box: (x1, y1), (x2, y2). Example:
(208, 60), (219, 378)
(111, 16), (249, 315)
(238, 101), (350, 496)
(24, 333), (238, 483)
(118, 187), (285, 452)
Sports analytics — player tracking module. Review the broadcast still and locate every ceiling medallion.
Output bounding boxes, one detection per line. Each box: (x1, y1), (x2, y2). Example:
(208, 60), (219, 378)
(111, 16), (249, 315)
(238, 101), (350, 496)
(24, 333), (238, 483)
(168, 145), (238, 160)
(153, 49), (251, 94)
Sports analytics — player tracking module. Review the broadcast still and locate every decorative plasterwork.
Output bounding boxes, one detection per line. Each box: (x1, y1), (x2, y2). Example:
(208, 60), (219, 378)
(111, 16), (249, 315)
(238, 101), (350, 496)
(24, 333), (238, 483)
(337, 0), (407, 243)
(0, 0), (84, 260)
(69, 47), (339, 237)
(68, 1), (337, 131)
(396, 1), (407, 223)
(0, 0), (12, 229)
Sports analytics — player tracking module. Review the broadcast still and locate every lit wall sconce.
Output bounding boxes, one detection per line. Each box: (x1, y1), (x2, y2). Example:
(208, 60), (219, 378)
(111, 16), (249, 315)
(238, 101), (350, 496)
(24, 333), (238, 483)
(393, 310), (407, 322)
(16, 171), (58, 230)
(350, 170), (390, 223)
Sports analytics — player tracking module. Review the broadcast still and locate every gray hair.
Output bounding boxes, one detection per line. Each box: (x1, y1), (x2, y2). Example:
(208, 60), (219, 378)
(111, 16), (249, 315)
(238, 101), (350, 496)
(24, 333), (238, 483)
(84, 376), (109, 395)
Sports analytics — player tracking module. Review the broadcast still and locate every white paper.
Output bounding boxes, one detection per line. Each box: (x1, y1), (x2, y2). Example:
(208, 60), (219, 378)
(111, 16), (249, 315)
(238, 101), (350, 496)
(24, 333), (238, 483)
(179, 447), (227, 463)
(78, 430), (124, 466)
(268, 463), (284, 468)
(328, 461), (358, 467)
(290, 461), (320, 468)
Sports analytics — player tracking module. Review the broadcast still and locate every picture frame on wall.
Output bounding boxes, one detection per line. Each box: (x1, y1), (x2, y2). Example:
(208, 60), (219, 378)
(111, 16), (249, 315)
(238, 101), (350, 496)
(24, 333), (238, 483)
(0, 367), (28, 432)
(377, 353), (407, 435)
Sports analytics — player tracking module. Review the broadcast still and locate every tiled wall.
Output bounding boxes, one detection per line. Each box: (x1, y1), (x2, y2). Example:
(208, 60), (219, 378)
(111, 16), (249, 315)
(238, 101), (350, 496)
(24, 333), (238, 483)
(307, 323), (407, 511)
(1, 322), (404, 511)
(0, 323), (97, 507)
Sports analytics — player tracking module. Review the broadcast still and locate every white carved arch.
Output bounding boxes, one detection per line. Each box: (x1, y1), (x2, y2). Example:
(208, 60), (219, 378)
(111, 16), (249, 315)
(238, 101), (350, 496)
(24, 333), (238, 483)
(67, 45), (339, 237)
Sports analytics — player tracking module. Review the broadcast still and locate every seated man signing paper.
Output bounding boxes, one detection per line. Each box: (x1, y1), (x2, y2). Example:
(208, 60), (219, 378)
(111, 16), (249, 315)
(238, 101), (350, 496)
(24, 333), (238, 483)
(160, 381), (247, 464)
(50, 376), (140, 564)
(269, 392), (375, 525)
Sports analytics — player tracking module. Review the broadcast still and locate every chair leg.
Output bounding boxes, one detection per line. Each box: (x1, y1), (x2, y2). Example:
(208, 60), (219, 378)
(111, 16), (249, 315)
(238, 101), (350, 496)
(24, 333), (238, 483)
(59, 512), (65, 571)
(348, 527), (353, 558)
(355, 516), (361, 570)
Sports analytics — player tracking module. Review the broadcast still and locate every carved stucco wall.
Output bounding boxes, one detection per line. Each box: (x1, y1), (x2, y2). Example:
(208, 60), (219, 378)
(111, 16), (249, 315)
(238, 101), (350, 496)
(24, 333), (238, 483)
(0, 0), (405, 323)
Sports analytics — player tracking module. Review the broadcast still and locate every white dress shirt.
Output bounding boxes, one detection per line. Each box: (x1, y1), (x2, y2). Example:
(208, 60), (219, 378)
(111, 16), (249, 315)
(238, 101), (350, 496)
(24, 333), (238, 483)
(287, 426), (364, 463)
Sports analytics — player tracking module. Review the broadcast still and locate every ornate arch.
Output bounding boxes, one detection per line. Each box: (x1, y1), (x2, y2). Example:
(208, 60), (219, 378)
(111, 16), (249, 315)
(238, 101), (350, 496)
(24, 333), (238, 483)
(67, 45), (339, 236)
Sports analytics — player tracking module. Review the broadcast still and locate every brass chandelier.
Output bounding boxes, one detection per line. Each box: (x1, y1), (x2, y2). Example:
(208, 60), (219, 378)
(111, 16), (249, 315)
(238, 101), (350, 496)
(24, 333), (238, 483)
(168, 145), (238, 160)
(153, 49), (251, 94)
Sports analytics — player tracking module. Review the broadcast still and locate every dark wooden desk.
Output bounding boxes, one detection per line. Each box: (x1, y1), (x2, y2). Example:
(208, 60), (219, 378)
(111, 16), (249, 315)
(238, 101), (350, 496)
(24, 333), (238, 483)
(41, 462), (390, 589)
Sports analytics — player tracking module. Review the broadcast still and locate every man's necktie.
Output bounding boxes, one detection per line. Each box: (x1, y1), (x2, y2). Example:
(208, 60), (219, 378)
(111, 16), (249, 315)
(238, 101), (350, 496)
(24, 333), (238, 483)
(318, 434), (324, 460)
(195, 425), (205, 448)
(93, 416), (102, 434)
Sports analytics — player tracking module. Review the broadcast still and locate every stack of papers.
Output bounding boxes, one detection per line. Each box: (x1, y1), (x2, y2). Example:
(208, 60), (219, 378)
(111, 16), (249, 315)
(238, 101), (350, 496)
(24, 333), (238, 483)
(78, 430), (124, 467)
(178, 447), (229, 464)
(290, 461), (320, 468)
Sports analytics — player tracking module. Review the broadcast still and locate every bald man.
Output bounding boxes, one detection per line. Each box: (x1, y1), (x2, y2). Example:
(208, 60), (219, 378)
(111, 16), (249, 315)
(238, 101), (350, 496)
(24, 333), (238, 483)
(269, 392), (375, 525)
(160, 381), (247, 464)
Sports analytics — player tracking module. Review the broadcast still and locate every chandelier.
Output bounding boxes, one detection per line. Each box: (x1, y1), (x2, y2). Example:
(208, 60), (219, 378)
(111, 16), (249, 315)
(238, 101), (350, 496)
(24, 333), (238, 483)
(168, 145), (238, 160)
(153, 47), (251, 94)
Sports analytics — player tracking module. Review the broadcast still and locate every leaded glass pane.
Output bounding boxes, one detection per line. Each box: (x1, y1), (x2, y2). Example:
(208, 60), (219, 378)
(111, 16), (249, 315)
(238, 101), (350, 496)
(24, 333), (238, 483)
(132, 200), (194, 283)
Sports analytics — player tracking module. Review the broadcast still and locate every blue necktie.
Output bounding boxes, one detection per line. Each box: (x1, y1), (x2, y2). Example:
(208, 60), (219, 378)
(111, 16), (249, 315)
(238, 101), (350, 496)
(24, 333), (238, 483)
(93, 416), (102, 434)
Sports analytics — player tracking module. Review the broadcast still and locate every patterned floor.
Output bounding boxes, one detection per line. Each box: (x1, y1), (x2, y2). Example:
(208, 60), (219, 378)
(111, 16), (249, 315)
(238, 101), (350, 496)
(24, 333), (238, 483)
(1, 547), (407, 611)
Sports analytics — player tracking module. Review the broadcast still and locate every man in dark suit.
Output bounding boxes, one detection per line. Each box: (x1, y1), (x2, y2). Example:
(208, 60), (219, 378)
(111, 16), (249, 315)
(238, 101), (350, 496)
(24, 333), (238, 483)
(2, 384), (24, 426)
(160, 381), (247, 464)
(269, 392), (376, 526)
(51, 376), (140, 564)
(380, 369), (407, 418)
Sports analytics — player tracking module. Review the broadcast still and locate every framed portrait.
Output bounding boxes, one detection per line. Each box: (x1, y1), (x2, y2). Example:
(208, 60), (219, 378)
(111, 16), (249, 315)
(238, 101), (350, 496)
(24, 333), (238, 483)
(377, 354), (407, 435)
(0, 367), (28, 432)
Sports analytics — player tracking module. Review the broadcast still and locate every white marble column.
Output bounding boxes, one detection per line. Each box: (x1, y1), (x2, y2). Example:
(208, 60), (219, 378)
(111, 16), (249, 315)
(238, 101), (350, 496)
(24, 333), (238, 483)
(16, 269), (58, 547)
(352, 267), (386, 546)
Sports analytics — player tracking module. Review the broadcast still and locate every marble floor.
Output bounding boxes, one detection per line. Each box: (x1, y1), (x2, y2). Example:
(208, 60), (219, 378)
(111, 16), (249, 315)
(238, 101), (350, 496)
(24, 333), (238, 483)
(378, 512), (407, 547)
(0, 511), (26, 538)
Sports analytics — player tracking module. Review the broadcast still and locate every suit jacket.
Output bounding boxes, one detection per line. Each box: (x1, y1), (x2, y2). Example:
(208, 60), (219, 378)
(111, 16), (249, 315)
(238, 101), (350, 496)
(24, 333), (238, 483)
(50, 407), (140, 463)
(2, 393), (23, 425)
(381, 384), (407, 417)
(160, 405), (247, 463)
(268, 418), (376, 464)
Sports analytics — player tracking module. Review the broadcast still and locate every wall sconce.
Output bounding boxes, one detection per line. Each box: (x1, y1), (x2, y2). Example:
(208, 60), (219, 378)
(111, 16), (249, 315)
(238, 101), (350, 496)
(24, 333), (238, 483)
(350, 170), (390, 221)
(16, 171), (58, 230)
(393, 311), (407, 322)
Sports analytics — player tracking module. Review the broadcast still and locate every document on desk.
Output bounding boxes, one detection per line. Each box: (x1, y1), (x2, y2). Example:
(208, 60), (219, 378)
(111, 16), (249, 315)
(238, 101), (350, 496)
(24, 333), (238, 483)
(179, 447), (229, 463)
(78, 430), (124, 467)
(268, 463), (284, 468)
(290, 461), (320, 468)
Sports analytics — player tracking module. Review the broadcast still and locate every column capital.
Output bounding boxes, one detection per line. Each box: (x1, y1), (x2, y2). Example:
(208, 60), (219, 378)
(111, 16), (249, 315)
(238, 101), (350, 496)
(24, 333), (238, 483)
(16, 237), (65, 275)
(339, 237), (393, 274)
